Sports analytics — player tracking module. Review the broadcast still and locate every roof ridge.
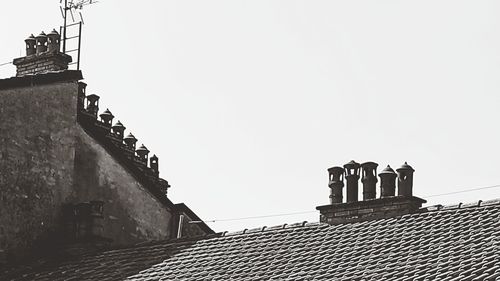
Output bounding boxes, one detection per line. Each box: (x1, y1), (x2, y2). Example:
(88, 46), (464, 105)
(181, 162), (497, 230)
(221, 221), (326, 237)
(422, 198), (500, 212)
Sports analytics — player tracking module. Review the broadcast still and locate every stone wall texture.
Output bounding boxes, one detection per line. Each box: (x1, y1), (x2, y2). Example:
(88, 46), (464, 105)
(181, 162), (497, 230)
(74, 126), (173, 245)
(0, 82), (78, 262)
(0, 81), (174, 263)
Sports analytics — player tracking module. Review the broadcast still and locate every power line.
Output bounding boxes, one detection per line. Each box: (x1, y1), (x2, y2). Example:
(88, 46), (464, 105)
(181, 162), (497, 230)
(195, 210), (317, 223)
(0, 61), (12, 67)
(193, 183), (500, 223)
(424, 184), (500, 198)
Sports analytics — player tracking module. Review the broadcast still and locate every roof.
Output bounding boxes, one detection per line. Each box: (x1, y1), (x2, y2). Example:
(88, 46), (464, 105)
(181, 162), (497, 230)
(2, 199), (500, 280)
(0, 70), (82, 90)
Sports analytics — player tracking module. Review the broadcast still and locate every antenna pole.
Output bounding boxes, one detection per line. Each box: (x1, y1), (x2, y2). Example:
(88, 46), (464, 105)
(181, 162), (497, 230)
(77, 21), (82, 70)
(63, 0), (67, 53)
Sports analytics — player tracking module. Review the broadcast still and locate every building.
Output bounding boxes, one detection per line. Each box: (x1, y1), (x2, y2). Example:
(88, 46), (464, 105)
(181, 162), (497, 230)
(0, 30), (213, 265)
(1, 30), (499, 280)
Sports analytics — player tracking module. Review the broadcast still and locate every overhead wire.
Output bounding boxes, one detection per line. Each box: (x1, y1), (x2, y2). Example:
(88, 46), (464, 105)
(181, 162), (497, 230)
(424, 184), (500, 198)
(193, 183), (500, 223)
(0, 61), (12, 67)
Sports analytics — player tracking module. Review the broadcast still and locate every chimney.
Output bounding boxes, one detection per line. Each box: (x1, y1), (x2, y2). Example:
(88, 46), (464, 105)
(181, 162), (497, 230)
(317, 161), (426, 225)
(112, 121), (126, 140)
(397, 162), (414, 197)
(13, 29), (72, 77)
(135, 144), (150, 165)
(99, 109), (114, 127)
(361, 161), (378, 200)
(158, 178), (170, 195)
(85, 94), (100, 117)
(25, 34), (36, 56)
(343, 160), (360, 203)
(327, 166), (344, 204)
(150, 154), (159, 176)
(77, 82), (87, 111)
(123, 132), (138, 152)
(379, 165), (397, 197)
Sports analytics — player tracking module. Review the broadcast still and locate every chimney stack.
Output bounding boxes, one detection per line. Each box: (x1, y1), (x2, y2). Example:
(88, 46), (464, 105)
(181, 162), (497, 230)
(327, 166), (344, 204)
(343, 160), (360, 203)
(317, 161), (426, 225)
(13, 29), (71, 77)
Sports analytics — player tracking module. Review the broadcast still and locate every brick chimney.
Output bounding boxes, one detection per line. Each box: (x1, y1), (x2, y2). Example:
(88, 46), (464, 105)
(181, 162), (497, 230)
(12, 29), (72, 77)
(317, 161), (426, 225)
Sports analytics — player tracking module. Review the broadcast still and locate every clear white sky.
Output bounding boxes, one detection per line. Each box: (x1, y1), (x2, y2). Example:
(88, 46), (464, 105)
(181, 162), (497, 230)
(1, 1), (500, 232)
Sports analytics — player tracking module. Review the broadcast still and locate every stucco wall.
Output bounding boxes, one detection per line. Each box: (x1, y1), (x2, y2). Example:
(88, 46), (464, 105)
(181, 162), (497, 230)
(73, 126), (173, 245)
(0, 82), (78, 261)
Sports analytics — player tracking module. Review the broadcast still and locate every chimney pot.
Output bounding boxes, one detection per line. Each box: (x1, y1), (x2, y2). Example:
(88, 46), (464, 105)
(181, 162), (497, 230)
(77, 82), (87, 111)
(85, 94), (100, 117)
(343, 160), (360, 203)
(327, 166), (344, 204)
(150, 154), (159, 175)
(136, 144), (150, 163)
(99, 108), (114, 126)
(112, 121), (126, 139)
(35, 31), (48, 54)
(47, 29), (61, 53)
(25, 34), (36, 56)
(123, 132), (138, 150)
(361, 161), (378, 200)
(379, 165), (397, 197)
(397, 162), (415, 197)
(159, 178), (170, 195)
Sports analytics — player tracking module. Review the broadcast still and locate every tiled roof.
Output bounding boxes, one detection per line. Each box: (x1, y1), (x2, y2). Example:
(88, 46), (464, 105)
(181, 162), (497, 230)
(2, 199), (500, 280)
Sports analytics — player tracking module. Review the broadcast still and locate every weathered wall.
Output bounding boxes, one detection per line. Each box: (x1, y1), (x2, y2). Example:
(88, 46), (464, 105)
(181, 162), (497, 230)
(0, 79), (175, 263)
(73, 126), (173, 245)
(0, 82), (78, 262)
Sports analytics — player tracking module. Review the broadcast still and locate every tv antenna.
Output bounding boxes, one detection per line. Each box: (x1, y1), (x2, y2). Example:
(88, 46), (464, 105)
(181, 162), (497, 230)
(59, 0), (98, 69)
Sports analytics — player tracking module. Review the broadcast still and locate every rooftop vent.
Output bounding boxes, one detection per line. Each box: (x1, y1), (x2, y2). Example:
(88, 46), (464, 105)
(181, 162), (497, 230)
(316, 161), (426, 224)
(12, 29), (72, 77)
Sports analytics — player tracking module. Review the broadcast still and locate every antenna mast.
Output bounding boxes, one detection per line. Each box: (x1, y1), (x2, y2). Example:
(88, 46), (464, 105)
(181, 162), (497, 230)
(60, 0), (98, 69)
